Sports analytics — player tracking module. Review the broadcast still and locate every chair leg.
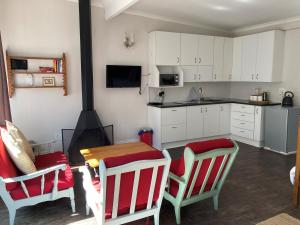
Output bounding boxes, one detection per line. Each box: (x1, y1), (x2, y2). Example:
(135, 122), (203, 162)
(86, 203), (90, 216)
(154, 212), (159, 225)
(174, 206), (181, 224)
(9, 208), (16, 225)
(213, 194), (219, 210)
(70, 188), (76, 213)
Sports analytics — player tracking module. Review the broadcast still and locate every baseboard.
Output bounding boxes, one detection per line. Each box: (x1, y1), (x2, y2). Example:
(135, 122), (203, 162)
(263, 147), (296, 155)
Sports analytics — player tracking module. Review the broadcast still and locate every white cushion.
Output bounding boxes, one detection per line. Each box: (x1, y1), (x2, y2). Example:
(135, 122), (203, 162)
(6, 121), (35, 162)
(1, 129), (37, 174)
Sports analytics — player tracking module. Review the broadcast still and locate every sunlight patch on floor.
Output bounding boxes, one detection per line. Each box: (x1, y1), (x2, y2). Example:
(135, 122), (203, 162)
(67, 217), (97, 225)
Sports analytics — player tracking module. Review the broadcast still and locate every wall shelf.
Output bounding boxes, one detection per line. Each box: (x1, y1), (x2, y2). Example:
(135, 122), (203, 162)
(6, 51), (68, 97)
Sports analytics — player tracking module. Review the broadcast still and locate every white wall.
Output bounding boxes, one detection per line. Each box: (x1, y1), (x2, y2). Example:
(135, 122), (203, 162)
(1, 0), (229, 147)
(230, 28), (300, 105)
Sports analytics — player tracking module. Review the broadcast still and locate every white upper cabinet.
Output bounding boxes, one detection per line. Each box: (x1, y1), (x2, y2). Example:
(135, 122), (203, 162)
(242, 34), (258, 81)
(213, 37), (224, 81)
(223, 38), (234, 81)
(181, 34), (199, 65)
(155, 31), (181, 65)
(198, 35), (214, 66)
(255, 31), (285, 82)
(182, 66), (198, 82)
(240, 30), (285, 82)
(232, 37), (242, 81)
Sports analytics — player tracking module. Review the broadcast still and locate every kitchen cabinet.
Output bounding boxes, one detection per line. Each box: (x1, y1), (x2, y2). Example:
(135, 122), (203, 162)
(187, 106), (204, 139)
(223, 38), (234, 81)
(241, 30), (285, 82)
(183, 66), (213, 82)
(198, 35), (214, 66)
(219, 104), (231, 135)
(203, 105), (220, 137)
(231, 37), (242, 81)
(242, 34), (258, 81)
(181, 34), (199, 65)
(154, 31), (181, 65)
(213, 37), (224, 81)
(254, 106), (264, 141)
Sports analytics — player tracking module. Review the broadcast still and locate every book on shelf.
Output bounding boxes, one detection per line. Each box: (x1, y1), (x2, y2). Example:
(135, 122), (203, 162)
(53, 59), (63, 73)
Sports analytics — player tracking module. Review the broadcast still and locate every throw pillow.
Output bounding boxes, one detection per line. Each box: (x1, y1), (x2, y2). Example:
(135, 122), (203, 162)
(6, 121), (35, 162)
(1, 129), (37, 174)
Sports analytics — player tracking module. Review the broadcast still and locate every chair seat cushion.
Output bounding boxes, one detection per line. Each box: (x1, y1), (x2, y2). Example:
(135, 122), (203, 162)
(9, 152), (74, 200)
(169, 138), (234, 197)
(91, 150), (165, 219)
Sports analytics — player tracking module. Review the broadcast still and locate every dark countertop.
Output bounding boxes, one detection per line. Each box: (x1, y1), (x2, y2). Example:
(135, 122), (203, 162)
(147, 98), (281, 108)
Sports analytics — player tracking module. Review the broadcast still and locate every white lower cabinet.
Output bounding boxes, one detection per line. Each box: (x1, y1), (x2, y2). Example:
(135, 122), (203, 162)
(230, 104), (264, 145)
(219, 104), (231, 135)
(187, 106), (204, 139)
(148, 103), (263, 149)
(203, 105), (220, 137)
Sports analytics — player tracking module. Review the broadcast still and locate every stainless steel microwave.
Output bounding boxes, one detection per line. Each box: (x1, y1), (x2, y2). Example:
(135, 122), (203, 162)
(159, 74), (179, 86)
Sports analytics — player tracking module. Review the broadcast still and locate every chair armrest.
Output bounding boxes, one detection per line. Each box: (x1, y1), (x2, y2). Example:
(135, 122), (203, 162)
(169, 172), (185, 184)
(0, 164), (67, 184)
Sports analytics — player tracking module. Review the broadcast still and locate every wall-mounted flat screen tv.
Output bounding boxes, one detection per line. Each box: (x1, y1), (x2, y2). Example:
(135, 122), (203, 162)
(106, 65), (141, 88)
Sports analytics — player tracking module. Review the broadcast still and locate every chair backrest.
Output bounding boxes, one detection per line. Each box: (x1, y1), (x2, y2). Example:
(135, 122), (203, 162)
(179, 140), (238, 200)
(99, 150), (171, 224)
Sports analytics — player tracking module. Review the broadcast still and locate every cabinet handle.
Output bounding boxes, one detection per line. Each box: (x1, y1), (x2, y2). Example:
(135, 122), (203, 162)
(214, 74), (217, 80)
(240, 122), (245, 125)
(256, 108), (259, 114)
(240, 130), (245, 133)
(201, 108), (203, 113)
(256, 74), (259, 80)
(194, 74), (197, 80)
(241, 114), (246, 116)
(229, 74), (232, 80)
(195, 57), (197, 64)
(199, 57), (202, 64)
(172, 110), (177, 112)
(251, 74), (254, 80)
(220, 106), (223, 111)
(205, 108), (208, 113)
(198, 74), (201, 80)
(177, 57), (180, 64)
(172, 126), (177, 129)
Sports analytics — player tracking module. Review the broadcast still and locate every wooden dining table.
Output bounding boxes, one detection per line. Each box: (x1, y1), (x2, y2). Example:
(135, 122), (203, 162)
(80, 142), (157, 168)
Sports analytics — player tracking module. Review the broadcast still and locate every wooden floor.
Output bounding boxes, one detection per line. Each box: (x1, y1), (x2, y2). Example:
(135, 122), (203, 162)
(1, 142), (299, 225)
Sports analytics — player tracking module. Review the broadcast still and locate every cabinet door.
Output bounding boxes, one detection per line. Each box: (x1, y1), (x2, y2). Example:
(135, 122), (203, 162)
(241, 34), (258, 81)
(155, 31), (180, 65)
(213, 37), (224, 81)
(182, 66), (198, 82)
(219, 104), (231, 135)
(198, 35), (214, 66)
(203, 105), (220, 137)
(223, 38), (233, 81)
(198, 66), (213, 81)
(181, 33), (198, 65)
(187, 106), (204, 139)
(232, 37), (242, 81)
(254, 106), (264, 141)
(256, 31), (275, 82)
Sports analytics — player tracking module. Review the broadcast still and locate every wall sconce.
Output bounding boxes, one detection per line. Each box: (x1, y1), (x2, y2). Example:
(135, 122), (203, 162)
(123, 32), (135, 48)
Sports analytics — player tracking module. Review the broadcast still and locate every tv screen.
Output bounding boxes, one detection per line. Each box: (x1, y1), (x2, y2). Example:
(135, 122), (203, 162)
(106, 65), (141, 88)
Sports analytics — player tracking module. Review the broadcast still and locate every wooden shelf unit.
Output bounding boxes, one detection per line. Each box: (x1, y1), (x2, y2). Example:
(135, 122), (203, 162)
(6, 51), (68, 97)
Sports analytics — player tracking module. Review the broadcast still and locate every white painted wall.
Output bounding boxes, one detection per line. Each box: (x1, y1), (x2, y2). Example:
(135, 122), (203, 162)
(230, 29), (300, 105)
(1, 0), (228, 148)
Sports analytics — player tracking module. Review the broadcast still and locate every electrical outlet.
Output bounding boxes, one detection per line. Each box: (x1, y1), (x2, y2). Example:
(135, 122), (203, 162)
(279, 88), (286, 97)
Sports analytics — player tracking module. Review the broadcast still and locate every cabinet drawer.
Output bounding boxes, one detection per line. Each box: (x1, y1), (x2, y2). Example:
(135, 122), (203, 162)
(231, 111), (254, 122)
(231, 127), (254, 139)
(232, 104), (254, 114)
(162, 124), (186, 143)
(231, 119), (254, 131)
(162, 107), (186, 125)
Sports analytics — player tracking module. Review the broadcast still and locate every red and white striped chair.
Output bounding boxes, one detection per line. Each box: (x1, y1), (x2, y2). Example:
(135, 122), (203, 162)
(81, 150), (171, 225)
(0, 136), (75, 225)
(164, 138), (239, 224)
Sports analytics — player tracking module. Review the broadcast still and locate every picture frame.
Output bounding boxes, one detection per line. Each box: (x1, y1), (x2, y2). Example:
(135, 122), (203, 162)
(43, 77), (55, 86)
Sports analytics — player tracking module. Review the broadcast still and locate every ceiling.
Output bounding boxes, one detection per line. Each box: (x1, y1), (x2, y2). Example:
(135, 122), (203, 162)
(123, 0), (300, 32)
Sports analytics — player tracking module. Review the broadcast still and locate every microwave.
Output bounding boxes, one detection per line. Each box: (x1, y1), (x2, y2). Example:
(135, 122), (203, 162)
(159, 74), (179, 86)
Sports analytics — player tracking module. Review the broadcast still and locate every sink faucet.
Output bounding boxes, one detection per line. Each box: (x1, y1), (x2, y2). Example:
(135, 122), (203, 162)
(198, 87), (203, 101)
